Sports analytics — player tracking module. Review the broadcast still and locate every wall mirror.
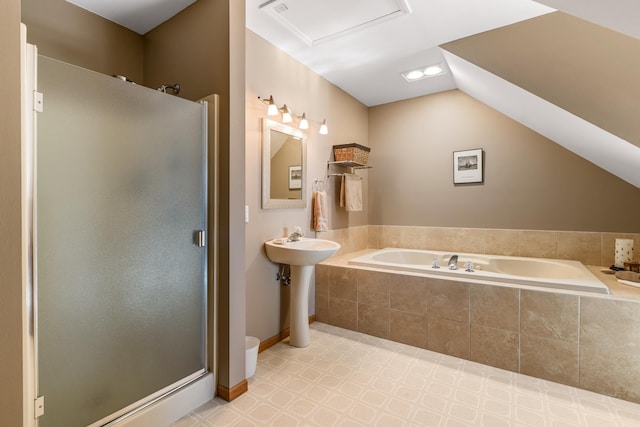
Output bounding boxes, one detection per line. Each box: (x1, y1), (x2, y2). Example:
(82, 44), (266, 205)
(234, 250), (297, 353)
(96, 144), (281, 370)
(262, 118), (307, 209)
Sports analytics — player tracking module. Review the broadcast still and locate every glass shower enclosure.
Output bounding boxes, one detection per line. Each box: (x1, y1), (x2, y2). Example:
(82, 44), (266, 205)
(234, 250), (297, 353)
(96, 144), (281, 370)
(34, 55), (208, 426)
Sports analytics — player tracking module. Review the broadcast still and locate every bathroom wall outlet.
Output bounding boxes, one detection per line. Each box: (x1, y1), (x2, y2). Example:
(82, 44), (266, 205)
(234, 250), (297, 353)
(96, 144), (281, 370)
(244, 205), (249, 223)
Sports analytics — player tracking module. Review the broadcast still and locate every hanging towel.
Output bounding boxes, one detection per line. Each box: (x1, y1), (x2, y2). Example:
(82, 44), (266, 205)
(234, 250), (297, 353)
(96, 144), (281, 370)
(340, 174), (362, 212)
(312, 190), (329, 231)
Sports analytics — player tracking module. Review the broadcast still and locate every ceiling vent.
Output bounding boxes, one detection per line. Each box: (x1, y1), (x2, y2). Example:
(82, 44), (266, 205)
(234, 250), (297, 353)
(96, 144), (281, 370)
(259, 0), (412, 46)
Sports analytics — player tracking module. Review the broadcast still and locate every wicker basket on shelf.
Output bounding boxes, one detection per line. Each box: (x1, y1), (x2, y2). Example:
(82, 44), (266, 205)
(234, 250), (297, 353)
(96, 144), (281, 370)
(332, 143), (370, 165)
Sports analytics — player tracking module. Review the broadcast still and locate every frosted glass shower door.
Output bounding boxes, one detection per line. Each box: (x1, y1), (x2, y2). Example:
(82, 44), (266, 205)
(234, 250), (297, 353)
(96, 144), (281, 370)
(36, 56), (207, 427)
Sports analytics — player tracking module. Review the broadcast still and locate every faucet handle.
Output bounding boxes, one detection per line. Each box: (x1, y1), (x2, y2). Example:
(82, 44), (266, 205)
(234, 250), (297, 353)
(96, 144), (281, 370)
(287, 226), (305, 242)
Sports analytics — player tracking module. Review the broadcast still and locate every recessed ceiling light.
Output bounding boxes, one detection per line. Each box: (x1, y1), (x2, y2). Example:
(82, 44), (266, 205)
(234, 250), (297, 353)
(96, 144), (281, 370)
(401, 63), (446, 82)
(424, 65), (443, 76)
(405, 70), (424, 80)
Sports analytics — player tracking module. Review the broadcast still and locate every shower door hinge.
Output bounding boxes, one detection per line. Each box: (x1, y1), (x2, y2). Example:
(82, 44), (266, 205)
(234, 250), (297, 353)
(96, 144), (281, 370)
(34, 396), (45, 418)
(34, 91), (44, 113)
(196, 230), (206, 247)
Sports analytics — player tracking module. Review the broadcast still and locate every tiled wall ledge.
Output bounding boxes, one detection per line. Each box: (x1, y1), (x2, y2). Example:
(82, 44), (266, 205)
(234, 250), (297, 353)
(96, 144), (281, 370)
(315, 263), (640, 404)
(320, 225), (640, 267)
(318, 225), (370, 257)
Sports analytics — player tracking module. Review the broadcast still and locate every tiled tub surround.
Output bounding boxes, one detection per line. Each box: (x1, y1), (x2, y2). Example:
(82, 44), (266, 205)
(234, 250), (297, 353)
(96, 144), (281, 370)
(315, 258), (640, 405)
(320, 225), (640, 273)
(319, 225), (640, 300)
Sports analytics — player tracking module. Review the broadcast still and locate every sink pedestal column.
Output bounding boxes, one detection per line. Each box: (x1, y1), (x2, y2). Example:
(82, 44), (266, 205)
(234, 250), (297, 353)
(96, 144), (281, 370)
(289, 265), (313, 347)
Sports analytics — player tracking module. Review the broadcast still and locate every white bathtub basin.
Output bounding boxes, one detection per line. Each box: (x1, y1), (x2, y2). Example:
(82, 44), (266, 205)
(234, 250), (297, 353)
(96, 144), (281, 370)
(351, 248), (609, 294)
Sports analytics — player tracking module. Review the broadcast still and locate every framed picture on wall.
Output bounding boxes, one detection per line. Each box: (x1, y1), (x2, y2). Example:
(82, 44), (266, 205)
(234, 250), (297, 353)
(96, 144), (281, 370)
(453, 148), (484, 184)
(288, 165), (302, 190)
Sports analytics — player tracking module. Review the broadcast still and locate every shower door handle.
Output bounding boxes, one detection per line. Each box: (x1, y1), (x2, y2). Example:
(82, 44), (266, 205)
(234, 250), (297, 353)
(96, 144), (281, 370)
(195, 230), (206, 247)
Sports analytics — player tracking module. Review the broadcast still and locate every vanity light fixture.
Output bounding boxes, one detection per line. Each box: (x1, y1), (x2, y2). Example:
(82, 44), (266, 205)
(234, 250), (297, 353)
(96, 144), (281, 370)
(281, 104), (293, 123)
(266, 95), (278, 116)
(299, 113), (309, 130)
(258, 95), (329, 135)
(319, 119), (329, 135)
(401, 63), (445, 82)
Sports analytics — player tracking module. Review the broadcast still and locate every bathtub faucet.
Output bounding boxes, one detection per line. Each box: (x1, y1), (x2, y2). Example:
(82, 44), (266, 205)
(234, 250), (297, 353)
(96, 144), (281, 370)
(448, 255), (458, 270)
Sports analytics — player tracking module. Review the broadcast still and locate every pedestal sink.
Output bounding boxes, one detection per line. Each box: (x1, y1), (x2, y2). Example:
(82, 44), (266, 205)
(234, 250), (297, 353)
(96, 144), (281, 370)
(264, 238), (340, 347)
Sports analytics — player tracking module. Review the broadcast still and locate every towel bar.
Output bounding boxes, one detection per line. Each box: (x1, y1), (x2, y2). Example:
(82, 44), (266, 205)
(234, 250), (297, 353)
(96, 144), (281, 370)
(328, 173), (362, 179)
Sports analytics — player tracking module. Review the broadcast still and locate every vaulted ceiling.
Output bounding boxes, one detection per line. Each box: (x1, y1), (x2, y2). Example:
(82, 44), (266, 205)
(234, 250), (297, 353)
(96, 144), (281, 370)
(246, 0), (640, 187)
(66, 0), (640, 187)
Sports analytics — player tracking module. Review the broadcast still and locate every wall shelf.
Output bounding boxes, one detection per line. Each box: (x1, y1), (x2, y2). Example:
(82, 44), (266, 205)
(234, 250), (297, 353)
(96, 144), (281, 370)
(327, 160), (372, 176)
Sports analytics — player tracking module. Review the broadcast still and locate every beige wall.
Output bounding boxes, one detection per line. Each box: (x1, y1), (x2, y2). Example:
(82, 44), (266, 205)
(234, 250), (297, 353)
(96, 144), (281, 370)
(144, 1), (230, 102)
(227, 0), (247, 391)
(245, 30), (369, 342)
(1, 2), (24, 425)
(441, 12), (640, 149)
(368, 90), (640, 232)
(21, 0), (144, 83)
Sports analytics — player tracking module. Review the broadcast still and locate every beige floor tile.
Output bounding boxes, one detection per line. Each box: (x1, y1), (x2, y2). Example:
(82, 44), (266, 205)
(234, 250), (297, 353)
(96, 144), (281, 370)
(174, 322), (638, 427)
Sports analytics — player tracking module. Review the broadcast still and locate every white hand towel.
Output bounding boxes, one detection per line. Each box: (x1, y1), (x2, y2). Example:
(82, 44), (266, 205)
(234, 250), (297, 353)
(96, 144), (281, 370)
(340, 174), (362, 212)
(312, 190), (328, 231)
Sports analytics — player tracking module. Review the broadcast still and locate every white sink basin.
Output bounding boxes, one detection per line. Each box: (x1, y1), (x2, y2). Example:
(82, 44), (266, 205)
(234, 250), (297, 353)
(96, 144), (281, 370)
(264, 238), (340, 266)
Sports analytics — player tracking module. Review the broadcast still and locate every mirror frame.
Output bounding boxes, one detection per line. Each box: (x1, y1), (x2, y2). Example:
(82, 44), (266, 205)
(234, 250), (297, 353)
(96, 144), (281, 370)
(262, 118), (307, 209)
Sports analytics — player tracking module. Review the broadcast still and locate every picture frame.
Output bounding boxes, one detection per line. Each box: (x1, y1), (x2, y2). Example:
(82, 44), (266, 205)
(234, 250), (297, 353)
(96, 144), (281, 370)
(453, 149), (484, 184)
(288, 165), (302, 190)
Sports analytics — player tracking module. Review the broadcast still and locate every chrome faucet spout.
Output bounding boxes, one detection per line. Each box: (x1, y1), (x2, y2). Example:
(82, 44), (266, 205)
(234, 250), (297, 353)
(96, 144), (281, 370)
(448, 255), (459, 270)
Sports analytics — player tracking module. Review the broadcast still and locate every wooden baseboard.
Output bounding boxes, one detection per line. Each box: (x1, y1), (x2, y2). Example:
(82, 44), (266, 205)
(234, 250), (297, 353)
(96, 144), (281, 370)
(217, 316), (316, 401)
(217, 380), (248, 402)
(258, 315), (316, 353)
(216, 316), (317, 401)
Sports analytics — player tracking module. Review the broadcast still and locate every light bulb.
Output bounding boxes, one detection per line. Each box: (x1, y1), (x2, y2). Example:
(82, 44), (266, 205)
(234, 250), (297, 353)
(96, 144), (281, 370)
(319, 119), (328, 135)
(282, 104), (292, 123)
(266, 96), (278, 116)
(299, 113), (309, 130)
(405, 70), (424, 80)
(424, 65), (442, 76)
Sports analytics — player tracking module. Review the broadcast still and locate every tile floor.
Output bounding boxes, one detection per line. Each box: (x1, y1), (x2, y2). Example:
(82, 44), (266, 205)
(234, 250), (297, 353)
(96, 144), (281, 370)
(173, 322), (640, 426)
